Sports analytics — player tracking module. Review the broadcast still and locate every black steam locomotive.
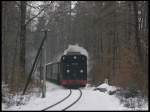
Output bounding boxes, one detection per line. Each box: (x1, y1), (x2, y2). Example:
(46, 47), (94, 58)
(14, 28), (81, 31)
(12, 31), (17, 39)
(46, 52), (87, 88)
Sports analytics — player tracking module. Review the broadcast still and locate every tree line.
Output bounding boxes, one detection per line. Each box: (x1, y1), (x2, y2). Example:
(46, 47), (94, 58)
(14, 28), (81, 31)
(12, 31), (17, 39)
(2, 1), (148, 96)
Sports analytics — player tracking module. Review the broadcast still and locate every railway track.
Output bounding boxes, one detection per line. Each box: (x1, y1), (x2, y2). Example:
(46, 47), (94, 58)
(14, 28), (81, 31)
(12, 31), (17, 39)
(42, 89), (82, 111)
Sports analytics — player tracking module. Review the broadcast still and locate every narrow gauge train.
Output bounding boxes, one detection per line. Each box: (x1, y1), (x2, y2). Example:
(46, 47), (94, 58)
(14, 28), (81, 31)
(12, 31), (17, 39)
(46, 52), (87, 88)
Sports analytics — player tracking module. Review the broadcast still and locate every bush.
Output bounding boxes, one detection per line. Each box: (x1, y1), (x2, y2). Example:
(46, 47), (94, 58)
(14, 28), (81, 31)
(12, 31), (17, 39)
(115, 87), (147, 109)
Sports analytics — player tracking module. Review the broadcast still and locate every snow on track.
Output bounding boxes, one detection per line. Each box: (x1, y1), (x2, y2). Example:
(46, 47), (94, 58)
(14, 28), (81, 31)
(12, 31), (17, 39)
(47, 89), (81, 111)
(3, 82), (148, 111)
(67, 88), (127, 110)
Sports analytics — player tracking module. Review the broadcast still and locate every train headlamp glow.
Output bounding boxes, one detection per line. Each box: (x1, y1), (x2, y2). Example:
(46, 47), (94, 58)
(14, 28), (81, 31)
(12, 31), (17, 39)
(80, 69), (83, 73)
(62, 57), (65, 60)
(66, 69), (70, 73)
(73, 56), (77, 59)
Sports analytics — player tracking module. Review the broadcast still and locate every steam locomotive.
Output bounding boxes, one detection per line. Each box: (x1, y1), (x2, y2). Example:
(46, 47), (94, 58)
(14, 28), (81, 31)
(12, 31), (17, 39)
(46, 52), (87, 88)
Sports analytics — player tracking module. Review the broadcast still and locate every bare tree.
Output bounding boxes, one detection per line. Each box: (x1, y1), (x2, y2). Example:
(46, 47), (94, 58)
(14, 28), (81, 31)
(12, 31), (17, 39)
(20, 1), (27, 76)
(133, 1), (144, 66)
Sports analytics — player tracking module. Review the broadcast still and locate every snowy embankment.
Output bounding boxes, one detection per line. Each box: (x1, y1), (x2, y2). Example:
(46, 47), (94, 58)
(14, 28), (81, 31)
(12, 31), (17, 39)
(2, 82), (148, 111)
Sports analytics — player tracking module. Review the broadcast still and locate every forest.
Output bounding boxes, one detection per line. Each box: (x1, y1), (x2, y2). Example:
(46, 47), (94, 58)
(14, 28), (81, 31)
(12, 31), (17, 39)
(2, 1), (148, 100)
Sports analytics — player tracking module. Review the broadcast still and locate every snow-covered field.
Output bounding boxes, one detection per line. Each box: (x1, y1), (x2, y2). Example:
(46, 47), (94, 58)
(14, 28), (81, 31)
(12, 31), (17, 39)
(2, 82), (148, 111)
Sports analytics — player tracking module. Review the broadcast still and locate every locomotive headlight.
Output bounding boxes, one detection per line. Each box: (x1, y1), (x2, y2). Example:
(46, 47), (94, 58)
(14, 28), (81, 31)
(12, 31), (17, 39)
(73, 56), (77, 59)
(80, 69), (83, 73)
(66, 69), (70, 73)
(62, 56), (65, 60)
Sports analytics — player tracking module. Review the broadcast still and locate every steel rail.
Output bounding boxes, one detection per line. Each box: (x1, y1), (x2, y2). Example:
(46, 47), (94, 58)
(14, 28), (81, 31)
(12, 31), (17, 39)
(42, 89), (72, 111)
(62, 89), (82, 111)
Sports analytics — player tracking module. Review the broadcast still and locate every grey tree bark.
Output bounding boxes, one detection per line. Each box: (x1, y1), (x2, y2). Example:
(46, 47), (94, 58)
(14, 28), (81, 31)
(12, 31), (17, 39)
(20, 1), (27, 76)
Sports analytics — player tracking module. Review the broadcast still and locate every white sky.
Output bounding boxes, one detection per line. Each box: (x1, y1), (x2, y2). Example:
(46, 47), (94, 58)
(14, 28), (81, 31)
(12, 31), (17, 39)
(27, 1), (77, 31)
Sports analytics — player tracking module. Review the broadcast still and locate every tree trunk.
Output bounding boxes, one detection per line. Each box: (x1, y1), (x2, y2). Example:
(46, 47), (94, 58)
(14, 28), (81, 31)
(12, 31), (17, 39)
(133, 2), (144, 68)
(112, 32), (116, 77)
(2, 2), (8, 84)
(20, 1), (26, 76)
(69, 1), (72, 44)
(100, 32), (103, 64)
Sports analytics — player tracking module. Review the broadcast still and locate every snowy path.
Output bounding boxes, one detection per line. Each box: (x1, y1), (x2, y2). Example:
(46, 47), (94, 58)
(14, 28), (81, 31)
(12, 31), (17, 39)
(47, 89), (81, 111)
(68, 88), (126, 110)
(3, 82), (148, 111)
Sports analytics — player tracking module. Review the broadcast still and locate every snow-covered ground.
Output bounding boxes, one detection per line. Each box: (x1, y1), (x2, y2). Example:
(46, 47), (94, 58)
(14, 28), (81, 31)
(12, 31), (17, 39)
(2, 45), (148, 111)
(2, 81), (148, 111)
